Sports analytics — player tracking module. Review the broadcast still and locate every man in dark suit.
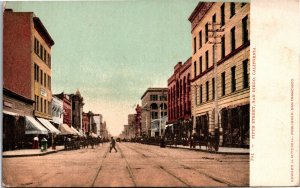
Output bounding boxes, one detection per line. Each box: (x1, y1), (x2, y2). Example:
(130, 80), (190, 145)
(109, 137), (117, 153)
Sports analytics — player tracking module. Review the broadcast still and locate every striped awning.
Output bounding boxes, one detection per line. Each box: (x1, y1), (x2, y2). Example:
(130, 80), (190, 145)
(37, 118), (61, 134)
(25, 116), (49, 135)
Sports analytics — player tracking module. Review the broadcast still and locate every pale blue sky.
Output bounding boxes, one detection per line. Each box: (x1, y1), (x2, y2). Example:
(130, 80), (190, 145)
(6, 0), (199, 136)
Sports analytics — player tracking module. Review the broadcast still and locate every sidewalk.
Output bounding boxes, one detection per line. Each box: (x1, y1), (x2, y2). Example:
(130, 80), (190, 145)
(166, 144), (249, 155)
(3, 146), (65, 158)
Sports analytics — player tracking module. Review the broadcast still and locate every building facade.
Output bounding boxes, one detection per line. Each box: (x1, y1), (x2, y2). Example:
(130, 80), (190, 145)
(189, 2), (250, 147)
(140, 88), (168, 137)
(54, 92), (72, 127)
(3, 9), (54, 150)
(167, 58), (192, 140)
(51, 96), (63, 128)
(128, 114), (136, 139)
(70, 90), (84, 131)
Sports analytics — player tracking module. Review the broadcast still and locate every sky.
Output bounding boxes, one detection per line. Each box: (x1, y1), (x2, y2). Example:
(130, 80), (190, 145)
(6, 0), (199, 136)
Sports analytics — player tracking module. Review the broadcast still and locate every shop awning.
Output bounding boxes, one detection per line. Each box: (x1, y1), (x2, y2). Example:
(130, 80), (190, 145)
(71, 126), (81, 136)
(37, 118), (61, 134)
(3, 110), (19, 117)
(91, 133), (98, 138)
(25, 116), (49, 135)
(59, 124), (77, 135)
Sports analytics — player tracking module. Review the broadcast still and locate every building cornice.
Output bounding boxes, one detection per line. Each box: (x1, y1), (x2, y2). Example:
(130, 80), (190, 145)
(141, 88), (168, 100)
(3, 88), (34, 104)
(188, 2), (214, 32)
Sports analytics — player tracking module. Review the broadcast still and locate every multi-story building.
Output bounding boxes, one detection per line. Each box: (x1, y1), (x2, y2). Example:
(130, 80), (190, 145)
(141, 88), (168, 137)
(69, 90), (84, 131)
(167, 58), (192, 140)
(188, 2), (250, 147)
(54, 92), (72, 127)
(128, 114), (136, 139)
(3, 9), (54, 150)
(51, 96), (63, 129)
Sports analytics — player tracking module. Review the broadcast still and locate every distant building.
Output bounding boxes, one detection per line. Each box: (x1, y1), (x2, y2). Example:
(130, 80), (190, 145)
(128, 114), (136, 139)
(141, 88), (168, 137)
(69, 90), (84, 131)
(51, 96), (63, 128)
(188, 2), (250, 147)
(54, 92), (72, 127)
(167, 58), (192, 140)
(82, 112), (89, 135)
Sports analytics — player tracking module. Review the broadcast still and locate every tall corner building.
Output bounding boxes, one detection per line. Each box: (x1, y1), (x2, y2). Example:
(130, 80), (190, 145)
(188, 2), (250, 147)
(4, 9), (55, 120)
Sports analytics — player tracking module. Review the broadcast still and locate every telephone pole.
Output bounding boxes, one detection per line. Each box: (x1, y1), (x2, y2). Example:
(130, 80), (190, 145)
(208, 22), (224, 132)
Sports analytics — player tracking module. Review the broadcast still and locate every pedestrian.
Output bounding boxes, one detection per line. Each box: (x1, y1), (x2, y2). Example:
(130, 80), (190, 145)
(33, 135), (39, 149)
(109, 137), (117, 153)
(189, 136), (194, 148)
(214, 128), (220, 152)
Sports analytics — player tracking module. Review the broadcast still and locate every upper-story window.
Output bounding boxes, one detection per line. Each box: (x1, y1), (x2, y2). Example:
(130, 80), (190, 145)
(231, 27), (236, 52)
(194, 61), (197, 78)
(222, 72), (226, 96)
(193, 37), (197, 54)
(206, 81), (209, 101)
(243, 59), (249, 88)
(160, 95), (167, 101)
(231, 66), (236, 92)
(212, 14), (216, 23)
(199, 56), (202, 74)
(150, 95), (158, 101)
(205, 50), (209, 70)
(221, 36), (225, 58)
(205, 23), (209, 43)
(221, 4), (225, 26)
(199, 31), (202, 49)
(34, 63), (39, 81)
(242, 15), (249, 44)
(230, 3), (235, 18)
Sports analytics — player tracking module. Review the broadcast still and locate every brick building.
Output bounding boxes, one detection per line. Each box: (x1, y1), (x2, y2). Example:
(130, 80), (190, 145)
(140, 88), (168, 137)
(69, 90), (84, 131)
(54, 92), (72, 127)
(3, 9), (54, 150)
(189, 2), (250, 147)
(167, 58), (192, 140)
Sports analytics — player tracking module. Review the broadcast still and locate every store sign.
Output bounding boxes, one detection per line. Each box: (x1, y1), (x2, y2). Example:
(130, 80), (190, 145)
(40, 87), (47, 97)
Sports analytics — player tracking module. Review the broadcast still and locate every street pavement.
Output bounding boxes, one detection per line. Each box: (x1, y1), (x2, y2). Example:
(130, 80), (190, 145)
(2, 142), (249, 187)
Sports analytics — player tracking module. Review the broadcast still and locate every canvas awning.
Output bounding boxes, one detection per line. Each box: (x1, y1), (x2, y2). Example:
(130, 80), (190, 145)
(37, 118), (61, 134)
(59, 124), (77, 135)
(3, 110), (19, 117)
(71, 126), (81, 136)
(91, 133), (98, 138)
(25, 116), (49, 135)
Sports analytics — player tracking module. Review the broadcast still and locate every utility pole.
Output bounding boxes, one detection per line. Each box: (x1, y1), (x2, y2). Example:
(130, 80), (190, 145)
(208, 22), (224, 132)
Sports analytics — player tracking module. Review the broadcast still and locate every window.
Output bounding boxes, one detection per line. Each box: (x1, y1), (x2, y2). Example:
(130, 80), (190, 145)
(193, 37), (196, 54)
(206, 81), (209, 101)
(222, 72), (226, 96)
(221, 36), (225, 58)
(37, 96), (39, 111)
(212, 14), (216, 23)
(205, 23), (209, 43)
(230, 3), (235, 18)
(194, 61), (197, 78)
(231, 27), (236, 51)
(243, 59), (249, 88)
(48, 54), (51, 67)
(150, 95), (158, 101)
(34, 64), (39, 81)
(44, 49), (46, 62)
(221, 4), (225, 26)
(212, 78), (215, 99)
(241, 3), (247, 7)
(231, 66), (236, 92)
(44, 73), (46, 87)
(205, 50), (209, 70)
(194, 90), (197, 105)
(242, 16), (249, 44)
(34, 38), (37, 54)
(199, 56), (203, 74)
(40, 44), (43, 58)
(40, 70), (43, 84)
(151, 112), (158, 119)
(44, 99), (47, 113)
(200, 85), (203, 103)
(160, 95), (167, 101)
(40, 97), (43, 112)
(199, 31), (202, 49)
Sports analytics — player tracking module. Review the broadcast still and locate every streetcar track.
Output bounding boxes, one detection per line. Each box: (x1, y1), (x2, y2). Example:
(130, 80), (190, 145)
(91, 145), (110, 187)
(123, 143), (240, 186)
(117, 144), (137, 187)
(158, 165), (191, 187)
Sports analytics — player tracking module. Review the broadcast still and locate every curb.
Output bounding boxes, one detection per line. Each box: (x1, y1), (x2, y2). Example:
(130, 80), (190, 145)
(3, 149), (65, 158)
(165, 145), (249, 155)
